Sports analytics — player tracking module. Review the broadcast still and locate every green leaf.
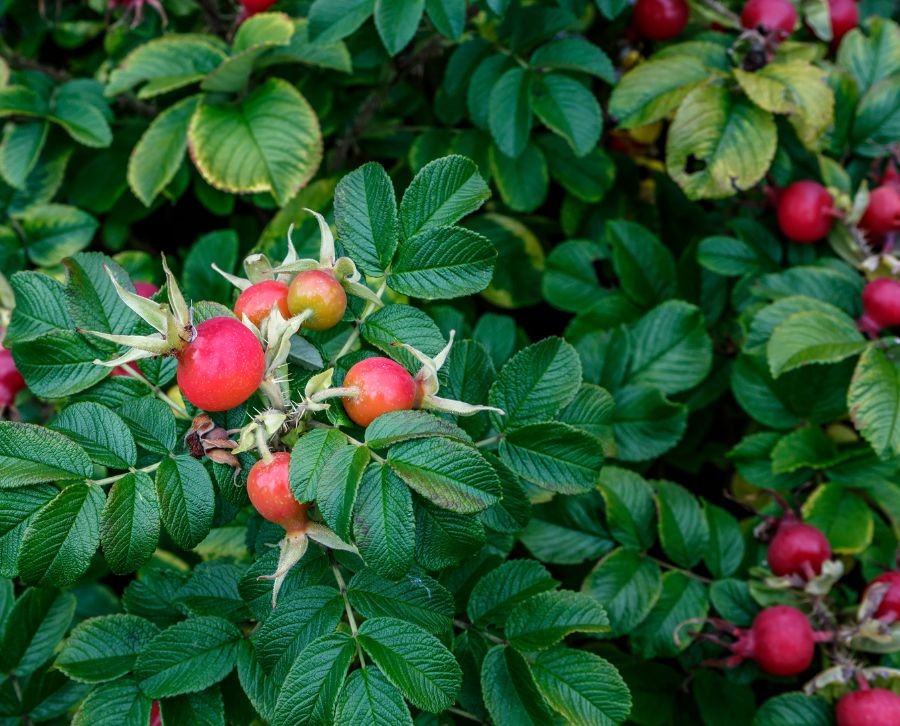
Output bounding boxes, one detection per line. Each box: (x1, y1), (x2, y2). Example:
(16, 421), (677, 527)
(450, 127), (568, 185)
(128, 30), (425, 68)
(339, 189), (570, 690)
(64, 252), (138, 337)
(374, 0), (425, 56)
(837, 17), (900, 94)
(50, 80), (112, 148)
(202, 14), (295, 94)
(155, 455), (215, 550)
(612, 384), (687, 462)
(100, 472), (160, 575)
(499, 422), (603, 494)
(0, 485), (57, 579)
(627, 301), (712, 394)
(174, 561), (248, 623)
(489, 68), (533, 159)
(851, 75), (900, 156)
(489, 337), (581, 431)
(118, 398), (176, 455)
(666, 83), (777, 200)
(425, 0), (465, 39)
(252, 585), (344, 683)
(469, 55), (515, 130)
(106, 35), (227, 98)
(0, 421), (92, 487)
(532, 74), (602, 157)
(415, 501), (485, 569)
(188, 79), (322, 205)
(608, 220), (676, 308)
(767, 309), (866, 376)
(357, 616), (461, 712)
(506, 591), (609, 651)
(317, 445), (368, 541)
(770, 426), (841, 473)
(182, 230), (239, 306)
(630, 572), (708, 658)
(308, 0), (375, 43)
(542, 240), (606, 313)
(56, 614), (158, 683)
(160, 688), (224, 726)
(290, 429), (346, 502)
(530, 647), (631, 726)
(13, 203), (98, 266)
(481, 452), (532, 534)
(655, 480), (709, 569)
(398, 155), (490, 240)
(334, 161), (398, 276)
(19, 483), (105, 587)
(0, 121), (47, 190)
(538, 135), (616, 203)
(848, 345), (900, 457)
(481, 646), (554, 726)
(609, 56), (714, 128)
(390, 226), (496, 299)
(597, 466), (655, 551)
(334, 667), (413, 726)
(50, 402), (136, 469)
(752, 692), (833, 726)
(703, 502), (745, 579)
(389, 438), (500, 513)
(361, 304), (446, 371)
(5, 271), (72, 344)
(801, 482), (872, 554)
(709, 579), (758, 627)
(71, 678), (152, 726)
(136, 616), (241, 698)
(365, 410), (472, 449)
(273, 632), (355, 726)
(530, 37), (615, 83)
(490, 141), (549, 213)
(129, 95), (200, 207)
(353, 464), (414, 579)
(697, 235), (777, 276)
(0, 587), (76, 676)
(521, 495), (613, 565)
(582, 548), (661, 637)
(468, 559), (558, 626)
(349, 568), (453, 635)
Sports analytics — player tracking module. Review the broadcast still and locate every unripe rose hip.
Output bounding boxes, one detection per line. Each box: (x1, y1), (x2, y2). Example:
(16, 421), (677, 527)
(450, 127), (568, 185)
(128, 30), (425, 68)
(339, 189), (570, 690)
(342, 357), (417, 427)
(234, 280), (291, 327)
(287, 270), (347, 331)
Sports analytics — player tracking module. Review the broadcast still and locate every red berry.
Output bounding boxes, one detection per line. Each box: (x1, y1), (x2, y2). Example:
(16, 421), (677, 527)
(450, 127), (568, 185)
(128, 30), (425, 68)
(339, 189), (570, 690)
(741, 0), (797, 38)
(865, 572), (900, 622)
(777, 180), (835, 243)
(247, 452), (309, 535)
(287, 270), (347, 331)
(134, 281), (159, 298)
(740, 606), (815, 676)
(860, 278), (900, 335)
(176, 317), (265, 412)
(860, 186), (900, 237)
(0, 347), (25, 406)
(150, 700), (162, 726)
(241, 0), (277, 15)
(828, 0), (858, 46)
(234, 280), (291, 327)
(836, 688), (900, 726)
(632, 0), (689, 40)
(767, 519), (831, 578)
(343, 357), (417, 427)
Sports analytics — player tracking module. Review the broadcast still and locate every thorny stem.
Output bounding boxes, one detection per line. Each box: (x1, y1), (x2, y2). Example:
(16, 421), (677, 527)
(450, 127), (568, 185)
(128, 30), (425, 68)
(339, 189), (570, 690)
(255, 427), (273, 464)
(453, 618), (507, 646)
(647, 556), (714, 585)
(330, 280), (388, 365)
(91, 459), (164, 486)
(329, 552), (367, 668)
(119, 363), (191, 419)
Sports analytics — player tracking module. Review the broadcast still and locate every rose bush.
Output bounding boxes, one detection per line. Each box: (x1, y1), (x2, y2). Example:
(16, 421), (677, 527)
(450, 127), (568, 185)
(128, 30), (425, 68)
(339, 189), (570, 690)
(0, 0), (899, 725)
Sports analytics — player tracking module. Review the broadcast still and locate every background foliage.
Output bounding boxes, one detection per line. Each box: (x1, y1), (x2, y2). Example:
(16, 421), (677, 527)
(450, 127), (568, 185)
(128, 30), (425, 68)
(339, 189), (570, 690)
(1, 0), (900, 724)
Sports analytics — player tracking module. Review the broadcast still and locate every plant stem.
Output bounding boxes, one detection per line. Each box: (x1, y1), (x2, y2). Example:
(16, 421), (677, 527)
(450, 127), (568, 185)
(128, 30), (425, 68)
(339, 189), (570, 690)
(475, 434), (502, 448)
(647, 556), (713, 584)
(330, 280), (387, 365)
(91, 460), (163, 486)
(448, 707), (483, 723)
(453, 618), (507, 646)
(329, 552), (367, 668)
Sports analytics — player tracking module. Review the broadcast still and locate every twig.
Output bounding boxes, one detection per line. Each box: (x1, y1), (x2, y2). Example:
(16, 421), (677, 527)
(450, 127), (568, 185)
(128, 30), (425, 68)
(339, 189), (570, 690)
(329, 551), (367, 668)
(91, 459), (165, 486)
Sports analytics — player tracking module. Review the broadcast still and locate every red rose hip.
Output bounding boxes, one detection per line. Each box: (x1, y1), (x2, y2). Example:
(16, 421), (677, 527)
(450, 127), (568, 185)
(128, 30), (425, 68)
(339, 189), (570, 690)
(287, 270), (347, 331)
(234, 280), (291, 327)
(176, 317), (265, 411)
(741, 0), (797, 38)
(240, 0), (277, 15)
(633, 0), (689, 40)
(860, 186), (900, 237)
(343, 357), (417, 427)
(828, 0), (858, 46)
(742, 606), (815, 676)
(0, 347), (25, 406)
(865, 572), (900, 622)
(836, 688), (900, 726)
(777, 180), (836, 243)
(860, 278), (900, 335)
(247, 452), (309, 535)
(134, 281), (159, 298)
(767, 518), (831, 578)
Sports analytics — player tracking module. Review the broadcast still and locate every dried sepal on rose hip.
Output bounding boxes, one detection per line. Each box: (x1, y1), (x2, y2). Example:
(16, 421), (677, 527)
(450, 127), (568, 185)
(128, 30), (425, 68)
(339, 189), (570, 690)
(183, 414), (241, 469)
(79, 256), (265, 412)
(213, 209), (381, 332)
